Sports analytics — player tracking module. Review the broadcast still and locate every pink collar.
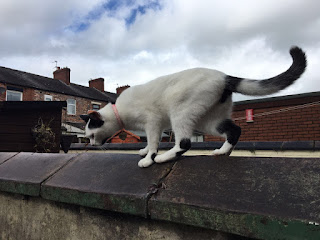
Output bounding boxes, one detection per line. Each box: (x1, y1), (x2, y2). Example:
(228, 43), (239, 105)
(111, 104), (125, 129)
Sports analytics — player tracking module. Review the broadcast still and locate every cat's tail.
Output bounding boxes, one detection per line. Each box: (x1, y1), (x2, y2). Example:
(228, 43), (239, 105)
(225, 46), (307, 96)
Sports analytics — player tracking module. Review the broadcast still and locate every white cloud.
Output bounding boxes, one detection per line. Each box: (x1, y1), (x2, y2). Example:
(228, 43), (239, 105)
(0, 0), (319, 101)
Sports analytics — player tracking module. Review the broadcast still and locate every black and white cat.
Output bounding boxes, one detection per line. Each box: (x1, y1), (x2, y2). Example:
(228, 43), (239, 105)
(81, 46), (306, 168)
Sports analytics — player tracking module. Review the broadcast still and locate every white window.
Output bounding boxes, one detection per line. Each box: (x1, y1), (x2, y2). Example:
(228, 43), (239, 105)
(6, 90), (22, 101)
(67, 99), (76, 115)
(91, 102), (101, 110)
(191, 135), (204, 142)
(44, 95), (53, 101)
(92, 104), (100, 110)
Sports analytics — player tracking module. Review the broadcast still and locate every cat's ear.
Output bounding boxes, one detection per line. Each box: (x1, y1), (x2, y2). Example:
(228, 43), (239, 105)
(88, 110), (102, 121)
(80, 114), (90, 123)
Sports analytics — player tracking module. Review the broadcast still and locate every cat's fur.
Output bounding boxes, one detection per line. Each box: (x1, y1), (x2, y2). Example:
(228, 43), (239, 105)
(81, 46), (307, 168)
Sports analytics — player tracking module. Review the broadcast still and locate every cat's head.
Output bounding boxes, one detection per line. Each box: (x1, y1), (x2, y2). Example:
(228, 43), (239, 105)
(80, 108), (119, 146)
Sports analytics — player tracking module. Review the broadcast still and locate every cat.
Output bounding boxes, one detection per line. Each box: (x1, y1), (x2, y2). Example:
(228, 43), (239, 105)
(81, 46), (307, 168)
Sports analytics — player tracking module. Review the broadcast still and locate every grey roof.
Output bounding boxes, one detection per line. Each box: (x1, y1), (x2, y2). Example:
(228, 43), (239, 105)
(234, 91), (320, 105)
(0, 66), (117, 103)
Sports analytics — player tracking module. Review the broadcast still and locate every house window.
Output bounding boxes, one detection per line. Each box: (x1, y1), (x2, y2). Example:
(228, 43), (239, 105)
(92, 103), (100, 110)
(67, 99), (76, 115)
(44, 95), (53, 101)
(6, 90), (23, 101)
(191, 135), (204, 142)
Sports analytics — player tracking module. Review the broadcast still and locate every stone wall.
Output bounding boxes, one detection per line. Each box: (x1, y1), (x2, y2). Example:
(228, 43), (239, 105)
(0, 152), (319, 239)
(0, 192), (232, 240)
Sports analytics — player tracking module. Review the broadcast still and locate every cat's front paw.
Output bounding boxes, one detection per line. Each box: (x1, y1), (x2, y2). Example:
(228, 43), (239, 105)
(154, 153), (173, 163)
(139, 147), (149, 157)
(138, 157), (154, 168)
(211, 148), (232, 156)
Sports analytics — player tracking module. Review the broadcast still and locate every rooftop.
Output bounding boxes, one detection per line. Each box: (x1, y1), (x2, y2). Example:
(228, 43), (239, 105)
(0, 66), (117, 103)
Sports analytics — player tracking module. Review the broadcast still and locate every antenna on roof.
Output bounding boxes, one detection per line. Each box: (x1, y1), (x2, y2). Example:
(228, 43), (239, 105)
(52, 61), (59, 70)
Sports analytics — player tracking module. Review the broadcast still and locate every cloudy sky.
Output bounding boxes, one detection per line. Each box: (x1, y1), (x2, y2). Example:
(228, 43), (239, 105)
(0, 0), (319, 101)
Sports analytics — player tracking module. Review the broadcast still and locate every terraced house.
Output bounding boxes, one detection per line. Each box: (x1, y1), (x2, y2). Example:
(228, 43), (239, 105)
(0, 66), (117, 139)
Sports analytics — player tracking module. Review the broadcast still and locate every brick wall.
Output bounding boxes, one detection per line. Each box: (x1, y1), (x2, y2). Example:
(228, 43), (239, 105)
(205, 94), (320, 142)
(32, 90), (107, 123)
(0, 83), (6, 101)
(0, 83), (109, 124)
(23, 88), (35, 101)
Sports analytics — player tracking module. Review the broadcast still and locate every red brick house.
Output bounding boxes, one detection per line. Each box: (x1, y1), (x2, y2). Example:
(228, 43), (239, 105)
(0, 66), (117, 139)
(205, 92), (320, 142)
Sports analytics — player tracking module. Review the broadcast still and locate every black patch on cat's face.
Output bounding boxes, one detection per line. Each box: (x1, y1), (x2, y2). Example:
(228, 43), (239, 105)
(80, 111), (104, 129)
(80, 114), (90, 123)
(217, 119), (241, 146)
(88, 118), (104, 129)
(176, 138), (191, 157)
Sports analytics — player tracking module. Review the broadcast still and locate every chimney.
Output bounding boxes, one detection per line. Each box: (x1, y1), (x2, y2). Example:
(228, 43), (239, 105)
(53, 67), (71, 85)
(116, 85), (130, 95)
(89, 78), (105, 92)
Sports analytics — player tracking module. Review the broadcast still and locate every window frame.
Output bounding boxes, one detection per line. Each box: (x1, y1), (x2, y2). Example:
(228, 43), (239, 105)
(91, 101), (101, 111)
(67, 99), (76, 115)
(6, 90), (23, 101)
(44, 94), (53, 101)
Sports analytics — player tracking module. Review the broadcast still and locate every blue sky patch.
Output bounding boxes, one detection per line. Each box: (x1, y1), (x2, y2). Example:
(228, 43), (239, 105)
(68, 0), (162, 32)
(125, 1), (162, 26)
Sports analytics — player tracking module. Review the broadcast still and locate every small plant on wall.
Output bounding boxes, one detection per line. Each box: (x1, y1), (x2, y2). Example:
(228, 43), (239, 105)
(31, 118), (56, 153)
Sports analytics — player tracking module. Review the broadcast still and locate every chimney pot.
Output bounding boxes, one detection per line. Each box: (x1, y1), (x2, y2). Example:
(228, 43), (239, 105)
(53, 67), (71, 85)
(116, 85), (130, 95)
(89, 78), (105, 92)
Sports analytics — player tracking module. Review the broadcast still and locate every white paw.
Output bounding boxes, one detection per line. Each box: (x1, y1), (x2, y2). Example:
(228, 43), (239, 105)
(211, 148), (232, 156)
(139, 148), (148, 157)
(211, 149), (225, 156)
(211, 142), (233, 156)
(154, 153), (172, 163)
(138, 157), (153, 168)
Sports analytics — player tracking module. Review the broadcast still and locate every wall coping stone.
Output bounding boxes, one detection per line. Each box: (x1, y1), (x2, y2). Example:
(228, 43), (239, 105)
(0, 152), (76, 196)
(0, 152), (319, 239)
(70, 141), (320, 151)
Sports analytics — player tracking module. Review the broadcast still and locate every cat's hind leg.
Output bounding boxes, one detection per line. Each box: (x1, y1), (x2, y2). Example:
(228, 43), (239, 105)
(211, 119), (241, 156)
